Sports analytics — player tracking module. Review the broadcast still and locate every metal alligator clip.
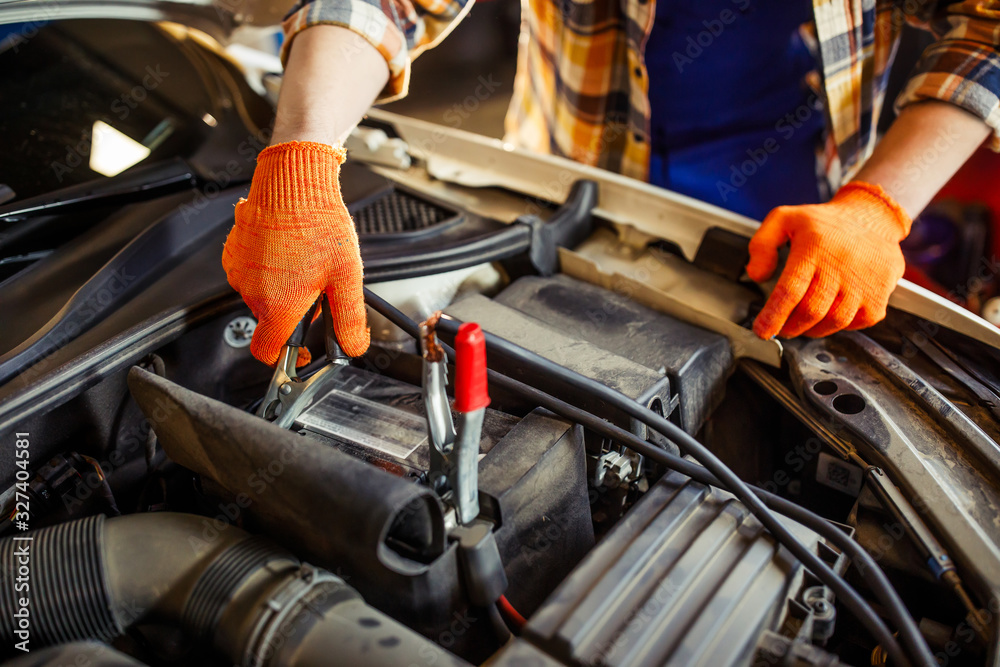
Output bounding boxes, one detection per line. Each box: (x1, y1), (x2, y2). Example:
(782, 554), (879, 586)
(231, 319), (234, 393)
(257, 294), (350, 429)
(451, 322), (489, 525)
(421, 316), (456, 497)
(421, 316), (507, 610)
(421, 316), (489, 525)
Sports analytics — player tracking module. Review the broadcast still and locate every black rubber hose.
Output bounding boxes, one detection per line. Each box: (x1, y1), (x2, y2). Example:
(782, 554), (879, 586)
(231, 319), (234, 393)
(482, 370), (935, 667)
(364, 225), (531, 283)
(0, 514), (467, 667)
(4, 641), (149, 666)
(433, 316), (916, 666)
(0, 513), (286, 650)
(363, 287), (926, 667)
(0, 516), (122, 648)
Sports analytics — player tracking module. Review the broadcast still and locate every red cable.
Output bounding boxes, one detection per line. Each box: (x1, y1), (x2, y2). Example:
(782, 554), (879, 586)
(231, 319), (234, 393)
(498, 595), (526, 629)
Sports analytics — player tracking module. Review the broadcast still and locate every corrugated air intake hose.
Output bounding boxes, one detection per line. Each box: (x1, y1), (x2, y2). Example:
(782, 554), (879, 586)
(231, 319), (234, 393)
(0, 513), (468, 667)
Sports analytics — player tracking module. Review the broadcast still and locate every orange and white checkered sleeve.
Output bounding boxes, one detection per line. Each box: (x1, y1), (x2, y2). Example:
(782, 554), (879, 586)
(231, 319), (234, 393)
(895, 0), (1000, 151)
(281, 0), (475, 101)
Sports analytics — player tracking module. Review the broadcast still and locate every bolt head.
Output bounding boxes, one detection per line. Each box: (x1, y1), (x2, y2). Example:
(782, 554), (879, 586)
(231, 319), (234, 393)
(223, 316), (257, 348)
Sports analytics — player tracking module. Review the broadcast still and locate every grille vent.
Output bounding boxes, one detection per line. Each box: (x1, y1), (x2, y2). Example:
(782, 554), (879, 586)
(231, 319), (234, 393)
(354, 190), (454, 235)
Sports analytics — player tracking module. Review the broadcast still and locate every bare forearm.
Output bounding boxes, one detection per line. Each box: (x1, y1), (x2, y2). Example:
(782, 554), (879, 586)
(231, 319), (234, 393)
(271, 26), (390, 146)
(854, 100), (990, 219)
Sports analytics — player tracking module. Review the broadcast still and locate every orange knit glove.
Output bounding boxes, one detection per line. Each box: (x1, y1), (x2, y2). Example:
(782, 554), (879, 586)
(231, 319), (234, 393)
(222, 141), (370, 366)
(747, 181), (911, 339)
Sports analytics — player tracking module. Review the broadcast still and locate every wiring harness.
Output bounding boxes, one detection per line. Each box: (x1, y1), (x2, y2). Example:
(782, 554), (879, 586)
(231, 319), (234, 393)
(363, 287), (938, 667)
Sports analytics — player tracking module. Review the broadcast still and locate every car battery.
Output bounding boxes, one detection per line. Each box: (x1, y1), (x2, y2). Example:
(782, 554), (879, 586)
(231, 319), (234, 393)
(292, 364), (519, 479)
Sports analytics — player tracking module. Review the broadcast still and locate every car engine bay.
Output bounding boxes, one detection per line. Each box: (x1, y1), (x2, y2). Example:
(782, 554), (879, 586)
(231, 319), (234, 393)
(3, 17), (1000, 667)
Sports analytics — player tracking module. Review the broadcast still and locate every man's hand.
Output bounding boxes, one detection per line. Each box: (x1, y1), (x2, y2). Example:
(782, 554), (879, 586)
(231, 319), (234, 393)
(746, 101), (991, 340)
(222, 141), (370, 366)
(220, 26), (387, 366)
(746, 182), (911, 339)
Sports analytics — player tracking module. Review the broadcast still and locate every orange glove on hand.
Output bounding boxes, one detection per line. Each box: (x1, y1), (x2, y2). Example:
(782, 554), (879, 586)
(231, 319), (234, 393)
(222, 141), (370, 366)
(747, 181), (911, 340)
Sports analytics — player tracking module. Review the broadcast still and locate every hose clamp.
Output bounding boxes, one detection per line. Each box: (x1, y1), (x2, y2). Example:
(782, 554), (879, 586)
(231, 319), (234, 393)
(242, 564), (356, 667)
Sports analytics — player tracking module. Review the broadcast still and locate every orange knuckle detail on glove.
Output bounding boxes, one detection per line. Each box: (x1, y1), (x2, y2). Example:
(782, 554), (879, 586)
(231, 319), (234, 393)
(221, 141), (370, 366)
(747, 182), (912, 340)
(788, 296), (831, 332)
(847, 306), (883, 331)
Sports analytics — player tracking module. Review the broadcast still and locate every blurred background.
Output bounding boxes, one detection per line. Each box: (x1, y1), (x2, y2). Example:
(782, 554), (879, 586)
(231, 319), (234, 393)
(355, 2), (1000, 322)
(380, 0), (520, 139)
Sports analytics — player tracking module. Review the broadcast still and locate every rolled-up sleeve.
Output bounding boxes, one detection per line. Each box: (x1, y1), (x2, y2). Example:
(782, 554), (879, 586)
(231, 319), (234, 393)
(281, 0), (474, 101)
(895, 1), (1000, 151)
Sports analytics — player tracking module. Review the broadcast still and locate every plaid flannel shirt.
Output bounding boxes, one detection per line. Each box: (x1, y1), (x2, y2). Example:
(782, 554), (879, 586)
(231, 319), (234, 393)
(282, 0), (1000, 190)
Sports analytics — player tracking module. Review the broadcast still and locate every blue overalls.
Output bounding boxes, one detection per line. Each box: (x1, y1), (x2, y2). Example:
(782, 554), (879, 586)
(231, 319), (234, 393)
(645, 0), (825, 220)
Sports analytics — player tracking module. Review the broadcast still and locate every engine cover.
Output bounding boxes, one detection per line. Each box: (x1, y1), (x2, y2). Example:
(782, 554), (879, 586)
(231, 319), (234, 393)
(519, 470), (843, 666)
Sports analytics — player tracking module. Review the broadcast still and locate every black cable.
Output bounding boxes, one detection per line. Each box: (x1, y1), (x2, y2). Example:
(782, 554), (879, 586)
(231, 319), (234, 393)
(482, 370), (934, 667)
(434, 315), (916, 667)
(364, 290), (419, 339)
(78, 454), (121, 518)
(363, 226), (531, 283)
(363, 287), (930, 667)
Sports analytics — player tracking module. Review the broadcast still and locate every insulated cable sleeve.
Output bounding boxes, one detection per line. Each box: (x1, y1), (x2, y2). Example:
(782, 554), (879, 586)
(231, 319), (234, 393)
(362, 287), (927, 667)
(498, 594), (527, 630)
(435, 314), (917, 667)
(483, 369), (932, 667)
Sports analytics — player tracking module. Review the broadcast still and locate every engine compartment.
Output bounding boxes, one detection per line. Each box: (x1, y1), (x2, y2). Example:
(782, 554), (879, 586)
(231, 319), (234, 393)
(6, 254), (998, 666)
(2, 21), (1000, 663)
(0, 270), (832, 665)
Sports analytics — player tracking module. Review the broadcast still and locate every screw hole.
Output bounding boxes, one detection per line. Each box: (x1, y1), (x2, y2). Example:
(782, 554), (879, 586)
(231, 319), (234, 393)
(648, 397), (664, 417)
(833, 393), (865, 415)
(813, 380), (838, 396)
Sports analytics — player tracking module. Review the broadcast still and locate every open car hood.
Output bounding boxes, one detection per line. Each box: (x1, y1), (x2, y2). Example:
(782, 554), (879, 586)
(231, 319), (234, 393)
(0, 0), (293, 37)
